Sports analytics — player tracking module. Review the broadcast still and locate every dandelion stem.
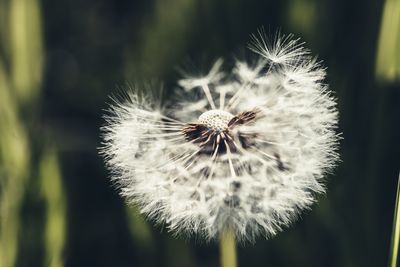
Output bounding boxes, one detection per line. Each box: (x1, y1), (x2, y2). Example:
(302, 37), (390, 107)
(220, 228), (237, 267)
(389, 173), (400, 267)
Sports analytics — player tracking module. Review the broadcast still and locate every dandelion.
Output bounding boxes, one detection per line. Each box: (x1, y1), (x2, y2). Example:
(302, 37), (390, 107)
(100, 31), (340, 244)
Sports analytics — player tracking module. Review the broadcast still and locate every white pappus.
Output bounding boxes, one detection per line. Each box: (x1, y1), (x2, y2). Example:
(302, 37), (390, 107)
(100, 32), (340, 242)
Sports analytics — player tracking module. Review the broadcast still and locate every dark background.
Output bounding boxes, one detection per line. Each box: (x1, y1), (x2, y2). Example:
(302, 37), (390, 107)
(0, 0), (399, 267)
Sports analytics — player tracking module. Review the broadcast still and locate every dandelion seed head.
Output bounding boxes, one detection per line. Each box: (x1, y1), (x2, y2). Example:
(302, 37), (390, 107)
(100, 32), (340, 242)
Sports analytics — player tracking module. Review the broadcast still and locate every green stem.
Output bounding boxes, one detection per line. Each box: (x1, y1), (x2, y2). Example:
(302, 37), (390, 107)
(389, 173), (400, 267)
(220, 228), (237, 267)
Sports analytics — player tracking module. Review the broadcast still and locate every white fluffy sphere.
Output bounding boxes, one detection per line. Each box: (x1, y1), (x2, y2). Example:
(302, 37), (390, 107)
(101, 33), (340, 242)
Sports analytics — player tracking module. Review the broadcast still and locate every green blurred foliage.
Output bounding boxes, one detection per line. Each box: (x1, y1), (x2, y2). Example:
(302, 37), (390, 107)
(0, 0), (399, 267)
(1, 1), (65, 267)
(389, 175), (400, 267)
(376, 0), (400, 82)
(39, 149), (66, 267)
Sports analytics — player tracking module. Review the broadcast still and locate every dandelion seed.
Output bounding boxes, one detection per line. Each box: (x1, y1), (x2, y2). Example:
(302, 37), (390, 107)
(100, 32), (340, 242)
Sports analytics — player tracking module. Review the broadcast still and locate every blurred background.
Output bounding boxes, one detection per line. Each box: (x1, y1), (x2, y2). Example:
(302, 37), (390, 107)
(0, 0), (399, 266)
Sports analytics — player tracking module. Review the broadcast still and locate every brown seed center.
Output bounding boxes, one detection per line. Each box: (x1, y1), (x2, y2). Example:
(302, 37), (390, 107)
(182, 109), (259, 155)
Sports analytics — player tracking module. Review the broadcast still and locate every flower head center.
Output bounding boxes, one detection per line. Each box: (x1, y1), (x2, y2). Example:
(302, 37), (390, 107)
(182, 109), (260, 155)
(198, 110), (234, 132)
